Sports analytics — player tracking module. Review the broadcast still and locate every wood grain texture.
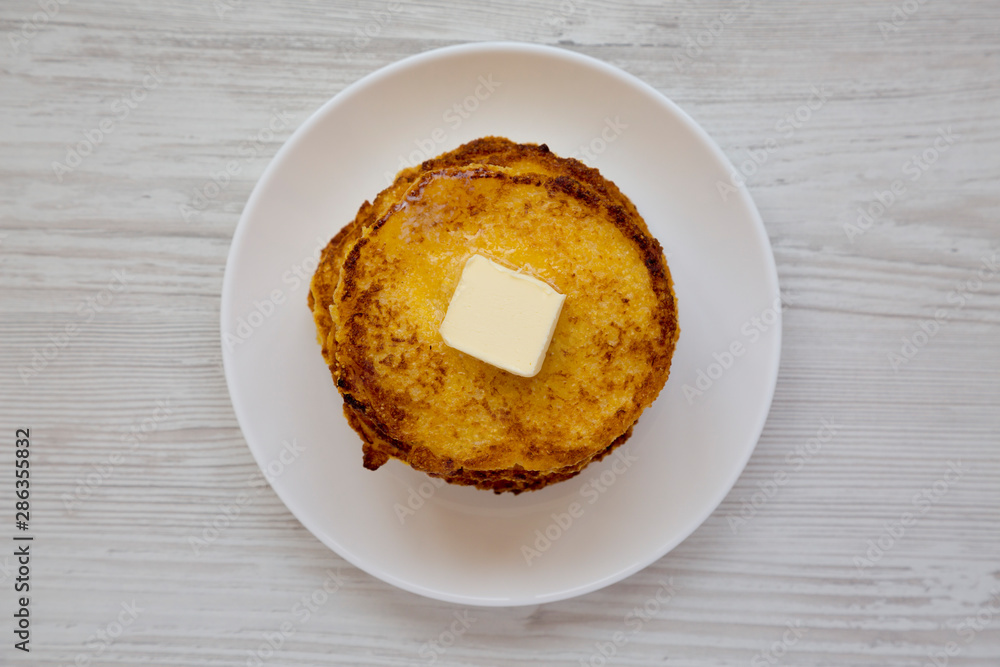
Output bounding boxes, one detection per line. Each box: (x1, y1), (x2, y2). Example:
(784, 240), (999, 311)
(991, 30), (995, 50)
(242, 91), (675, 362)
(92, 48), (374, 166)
(1, 0), (999, 665)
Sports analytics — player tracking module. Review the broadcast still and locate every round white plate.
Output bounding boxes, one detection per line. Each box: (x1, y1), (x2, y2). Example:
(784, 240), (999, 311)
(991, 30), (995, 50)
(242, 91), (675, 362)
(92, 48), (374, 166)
(222, 42), (780, 606)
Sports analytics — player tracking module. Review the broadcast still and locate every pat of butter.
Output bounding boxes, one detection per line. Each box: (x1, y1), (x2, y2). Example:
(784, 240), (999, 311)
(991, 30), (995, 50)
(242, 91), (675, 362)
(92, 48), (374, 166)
(439, 254), (566, 377)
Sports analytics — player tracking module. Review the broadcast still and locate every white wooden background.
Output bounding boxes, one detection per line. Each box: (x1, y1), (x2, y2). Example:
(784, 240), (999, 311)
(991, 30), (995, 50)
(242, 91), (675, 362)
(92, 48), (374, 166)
(2, 0), (999, 665)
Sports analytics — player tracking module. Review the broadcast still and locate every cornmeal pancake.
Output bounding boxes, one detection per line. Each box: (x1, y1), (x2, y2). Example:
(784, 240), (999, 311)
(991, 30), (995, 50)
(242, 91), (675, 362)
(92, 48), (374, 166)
(308, 138), (678, 493)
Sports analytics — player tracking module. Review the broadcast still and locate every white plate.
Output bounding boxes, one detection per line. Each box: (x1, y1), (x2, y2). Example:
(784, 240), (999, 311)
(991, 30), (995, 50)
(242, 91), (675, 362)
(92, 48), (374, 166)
(222, 42), (780, 606)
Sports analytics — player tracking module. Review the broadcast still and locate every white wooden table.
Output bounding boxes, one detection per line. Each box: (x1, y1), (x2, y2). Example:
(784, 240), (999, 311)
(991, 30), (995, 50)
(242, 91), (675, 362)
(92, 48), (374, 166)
(2, 1), (999, 665)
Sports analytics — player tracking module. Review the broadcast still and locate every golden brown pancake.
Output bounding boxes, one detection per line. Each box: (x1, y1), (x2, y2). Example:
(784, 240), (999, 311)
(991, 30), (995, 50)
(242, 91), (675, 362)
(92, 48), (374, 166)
(309, 137), (678, 493)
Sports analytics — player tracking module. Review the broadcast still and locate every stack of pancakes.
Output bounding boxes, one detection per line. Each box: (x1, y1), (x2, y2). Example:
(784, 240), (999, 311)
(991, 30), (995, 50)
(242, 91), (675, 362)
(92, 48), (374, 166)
(308, 137), (678, 493)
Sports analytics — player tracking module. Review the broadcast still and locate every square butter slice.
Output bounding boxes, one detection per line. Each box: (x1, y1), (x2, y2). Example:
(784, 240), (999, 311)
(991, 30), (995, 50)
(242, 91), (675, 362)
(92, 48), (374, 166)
(439, 254), (566, 377)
